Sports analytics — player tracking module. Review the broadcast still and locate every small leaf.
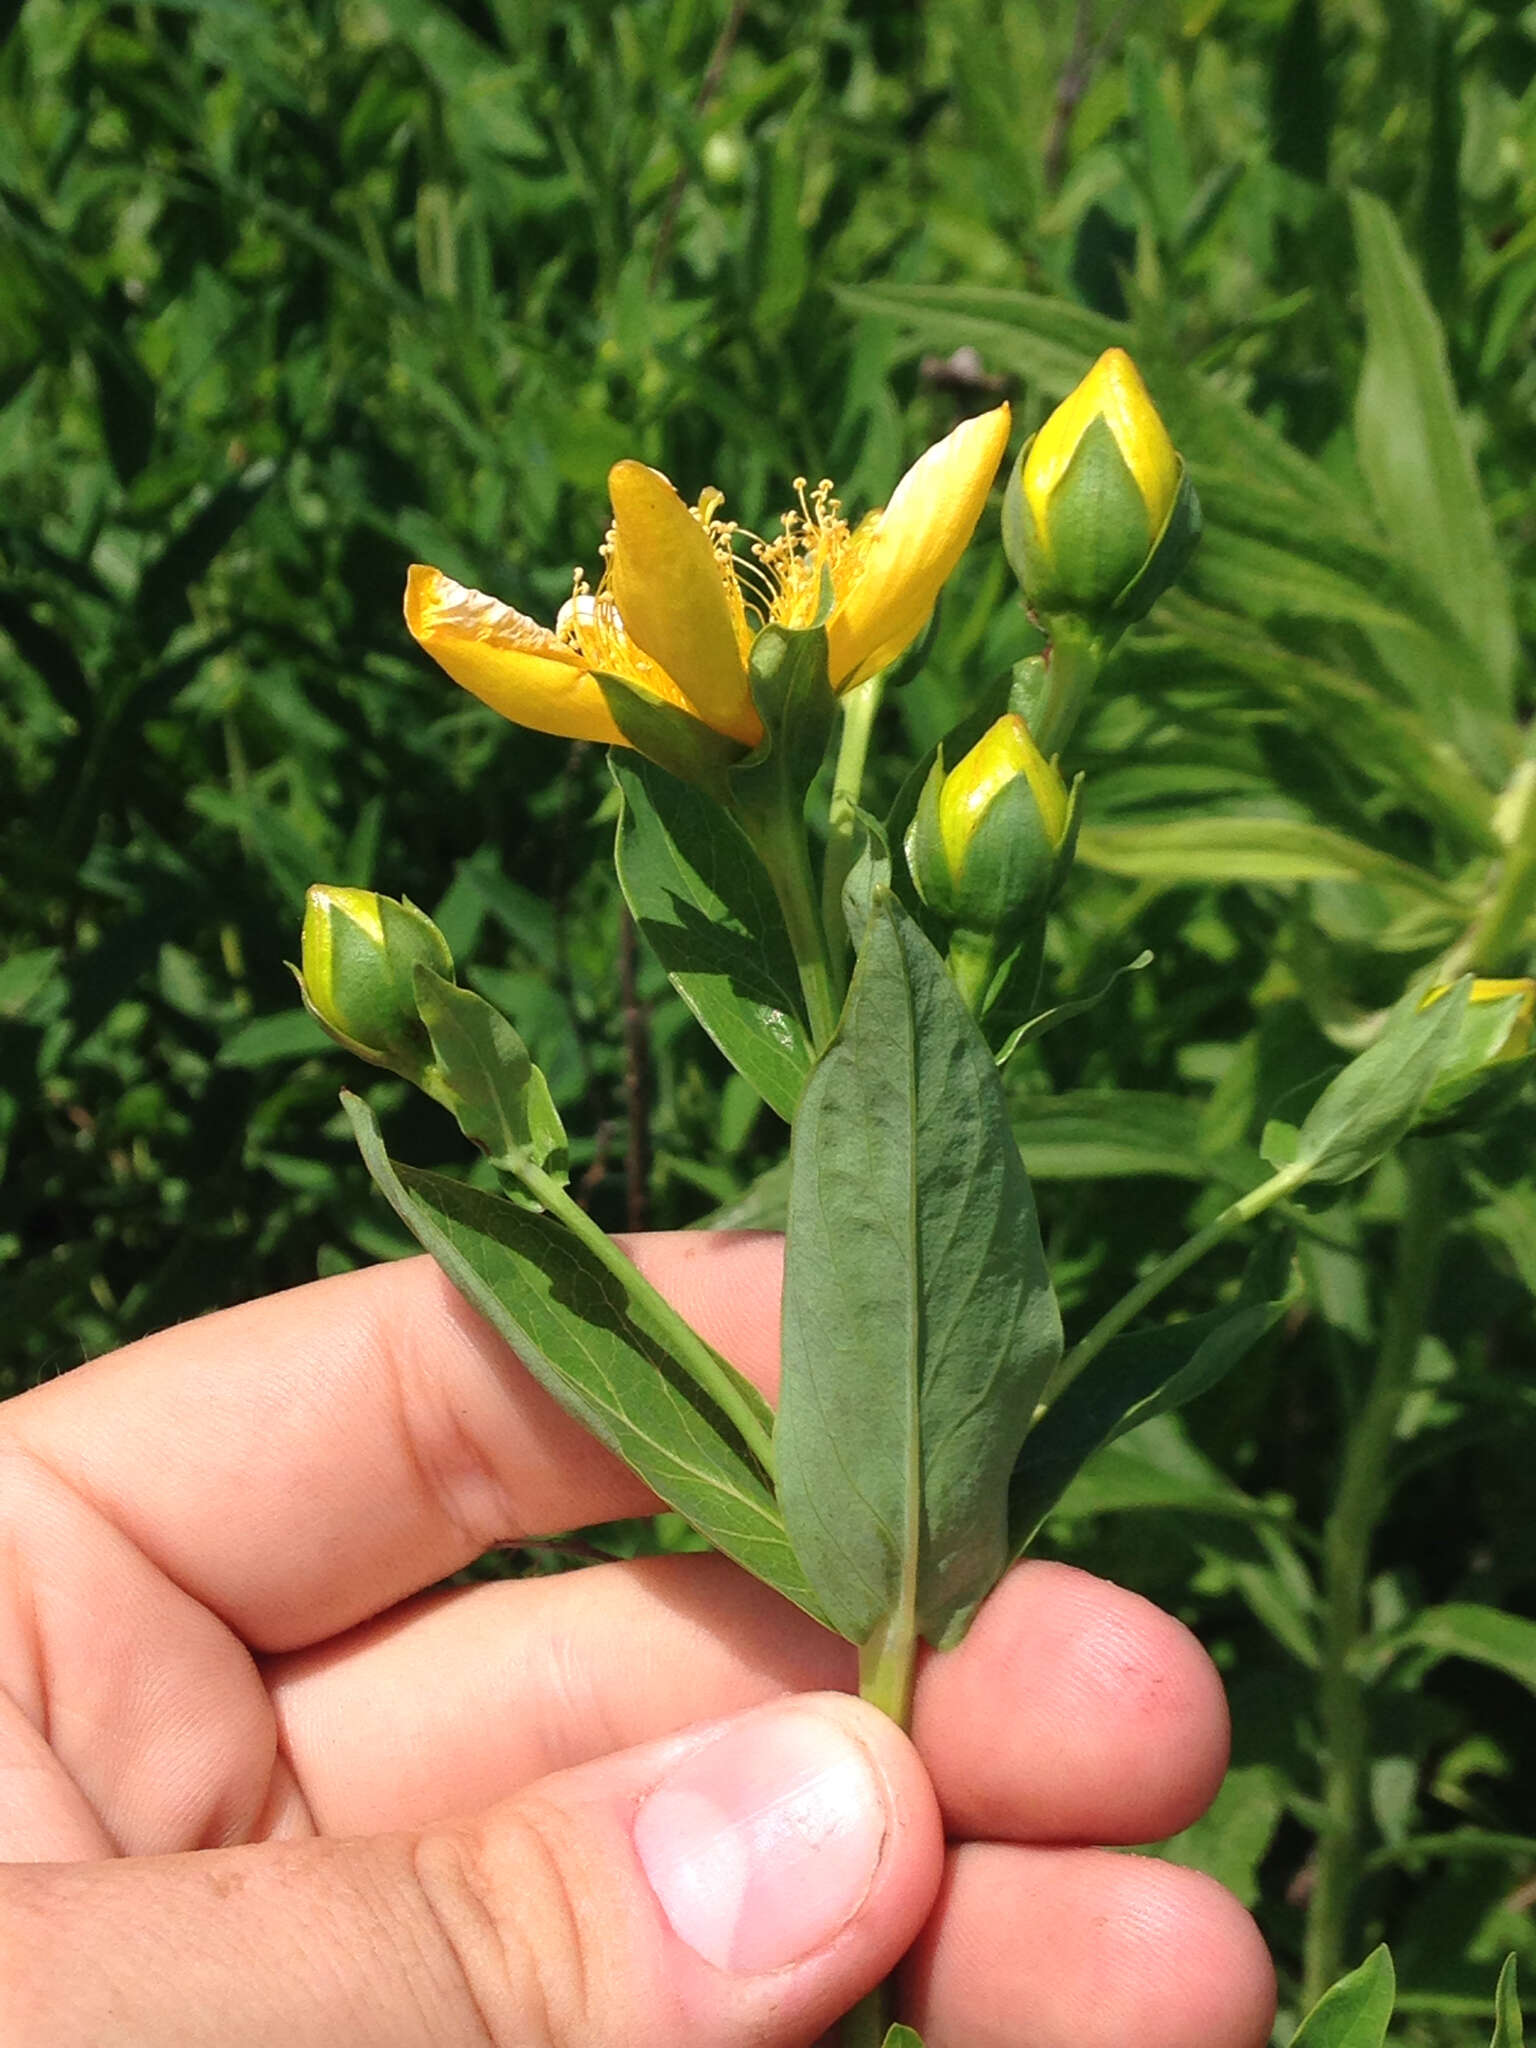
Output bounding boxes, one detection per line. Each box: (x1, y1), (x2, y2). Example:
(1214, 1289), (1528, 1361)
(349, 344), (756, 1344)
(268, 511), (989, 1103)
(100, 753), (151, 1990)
(1292, 981), (1469, 1184)
(995, 950), (1153, 1066)
(611, 753), (812, 1122)
(881, 2029), (926, 2048)
(1009, 1242), (1294, 1554)
(729, 623), (838, 820)
(1490, 1956), (1523, 2048)
(343, 1094), (827, 1626)
(1290, 1945), (1396, 2048)
(776, 893), (1062, 1650)
(1077, 816), (1463, 908)
(413, 969), (567, 1186)
(1378, 1603), (1536, 1695)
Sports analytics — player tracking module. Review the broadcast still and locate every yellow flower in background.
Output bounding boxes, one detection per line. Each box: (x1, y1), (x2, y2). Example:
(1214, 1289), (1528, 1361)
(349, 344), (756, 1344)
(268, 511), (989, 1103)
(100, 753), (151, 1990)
(405, 402), (1011, 753)
(1022, 348), (1179, 547)
(1422, 975), (1536, 1062)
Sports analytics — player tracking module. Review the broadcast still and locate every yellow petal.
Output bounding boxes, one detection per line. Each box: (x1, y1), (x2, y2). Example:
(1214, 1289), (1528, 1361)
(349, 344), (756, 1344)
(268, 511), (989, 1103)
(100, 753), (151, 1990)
(1024, 349), (1179, 536)
(825, 403), (1011, 691)
(404, 564), (627, 747)
(606, 462), (757, 743)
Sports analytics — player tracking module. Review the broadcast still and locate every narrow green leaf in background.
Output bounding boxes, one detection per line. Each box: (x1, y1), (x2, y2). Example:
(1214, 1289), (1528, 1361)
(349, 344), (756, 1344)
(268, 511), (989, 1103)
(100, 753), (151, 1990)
(343, 1094), (827, 1627)
(1290, 1944), (1396, 2048)
(1380, 1603), (1536, 1695)
(611, 753), (811, 1122)
(1351, 189), (1515, 714)
(776, 893), (1061, 1650)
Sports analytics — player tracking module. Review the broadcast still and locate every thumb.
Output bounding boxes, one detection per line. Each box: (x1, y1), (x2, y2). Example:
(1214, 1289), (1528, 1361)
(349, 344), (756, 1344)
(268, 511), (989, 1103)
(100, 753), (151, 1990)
(1, 1694), (943, 2048)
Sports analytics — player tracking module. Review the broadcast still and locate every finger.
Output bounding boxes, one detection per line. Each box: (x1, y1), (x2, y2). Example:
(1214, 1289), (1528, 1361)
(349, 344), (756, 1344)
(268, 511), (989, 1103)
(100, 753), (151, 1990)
(271, 1558), (1226, 1850)
(0, 1695), (941, 2048)
(905, 1843), (1276, 2048)
(3, 1237), (782, 1652)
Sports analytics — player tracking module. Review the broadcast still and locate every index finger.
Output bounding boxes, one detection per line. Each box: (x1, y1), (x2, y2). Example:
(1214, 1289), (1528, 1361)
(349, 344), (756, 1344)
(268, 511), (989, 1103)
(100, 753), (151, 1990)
(3, 1235), (784, 1654)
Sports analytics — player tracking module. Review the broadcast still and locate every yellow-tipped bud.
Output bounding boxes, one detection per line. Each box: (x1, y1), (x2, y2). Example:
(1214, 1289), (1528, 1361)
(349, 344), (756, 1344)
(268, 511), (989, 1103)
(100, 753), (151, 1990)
(1025, 349), (1179, 541)
(1003, 348), (1199, 630)
(906, 713), (1072, 948)
(298, 886), (454, 1080)
(937, 714), (1069, 878)
(1416, 975), (1536, 1124)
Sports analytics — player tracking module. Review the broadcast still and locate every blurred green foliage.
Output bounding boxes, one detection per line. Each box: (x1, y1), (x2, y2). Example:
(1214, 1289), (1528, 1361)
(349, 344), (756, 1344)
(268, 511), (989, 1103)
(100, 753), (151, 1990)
(3, 0), (1536, 2033)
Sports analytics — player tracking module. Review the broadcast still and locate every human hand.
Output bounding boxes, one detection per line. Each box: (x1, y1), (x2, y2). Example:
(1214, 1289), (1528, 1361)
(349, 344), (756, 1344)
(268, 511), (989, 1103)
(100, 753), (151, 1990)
(0, 1234), (1275, 2047)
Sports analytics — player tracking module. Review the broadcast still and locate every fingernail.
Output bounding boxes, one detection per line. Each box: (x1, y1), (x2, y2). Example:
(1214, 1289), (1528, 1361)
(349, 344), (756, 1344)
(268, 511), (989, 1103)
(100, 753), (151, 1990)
(634, 1705), (888, 1975)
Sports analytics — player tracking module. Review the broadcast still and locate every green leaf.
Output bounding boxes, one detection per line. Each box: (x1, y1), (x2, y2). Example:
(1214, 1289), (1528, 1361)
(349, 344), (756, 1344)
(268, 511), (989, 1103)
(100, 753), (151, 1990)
(218, 1009), (332, 1068)
(881, 2030), (926, 2048)
(1490, 1956), (1523, 2048)
(413, 969), (567, 1188)
(1155, 1762), (1288, 1907)
(1011, 1091), (1235, 1183)
(343, 1094), (827, 1627)
(1009, 1244), (1294, 1553)
(776, 893), (1061, 1650)
(1292, 981), (1470, 1184)
(1291, 1946), (1396, 2048)
(611, 753), (812, 1123)
(994, 951), (1154, 1066)
(1351, 189), (1515, 713)
(1381, 1603), (1536, 1694)
(1076, 816), (1463, 908)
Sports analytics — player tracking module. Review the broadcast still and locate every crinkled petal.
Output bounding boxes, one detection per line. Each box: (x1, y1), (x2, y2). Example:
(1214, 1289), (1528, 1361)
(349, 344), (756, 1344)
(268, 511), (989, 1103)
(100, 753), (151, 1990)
(404, 564), (627, 747)
(607, 462), (758, 743)
(825, 402), (1011, 691)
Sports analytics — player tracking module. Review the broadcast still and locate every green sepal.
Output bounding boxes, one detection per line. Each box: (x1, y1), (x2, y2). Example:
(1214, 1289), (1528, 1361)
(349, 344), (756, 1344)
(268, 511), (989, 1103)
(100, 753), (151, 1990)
(728, 623), (838, 823)
(1035, 413), (1158, 614)
(413, 966), (568, 1196)
(596, 673), (748, 802)
(1110, 458), (1202, 624)
(1416, 985), (1535, 1129)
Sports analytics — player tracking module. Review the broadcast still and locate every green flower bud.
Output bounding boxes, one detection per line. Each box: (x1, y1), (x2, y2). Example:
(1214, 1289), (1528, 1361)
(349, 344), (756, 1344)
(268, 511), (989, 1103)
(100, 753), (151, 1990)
(1416, 975), (1536, 1126)
(298, 885), (454, 1082)
(1002, 348), (1201, 631)
(906, 713), (1070, 938)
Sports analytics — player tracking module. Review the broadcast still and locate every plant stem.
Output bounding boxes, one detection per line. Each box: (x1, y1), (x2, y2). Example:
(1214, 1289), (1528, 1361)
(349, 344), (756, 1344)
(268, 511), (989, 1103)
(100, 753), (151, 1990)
(742, 799), (844, 1052)
(838, 1611), (919, 2047)
(822, 674), (885, 966)
(1303, 1140), (1446, 2004)
(516, 1159), (777, 1481)
(1047, 1157), (1313, 1404)
(1030, 618), (1108, 756)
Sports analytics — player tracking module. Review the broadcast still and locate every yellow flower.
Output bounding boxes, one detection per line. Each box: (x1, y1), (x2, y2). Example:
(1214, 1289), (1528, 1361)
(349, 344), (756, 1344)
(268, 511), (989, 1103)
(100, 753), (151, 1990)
(404, 403), (1010, 752)
(937, 712), (1068, 877)
(1023, 348), (1179, 543)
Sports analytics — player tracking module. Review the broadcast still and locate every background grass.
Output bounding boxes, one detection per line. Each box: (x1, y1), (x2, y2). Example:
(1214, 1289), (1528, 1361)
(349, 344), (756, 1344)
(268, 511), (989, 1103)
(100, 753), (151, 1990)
(3, 0), (1536, 2034)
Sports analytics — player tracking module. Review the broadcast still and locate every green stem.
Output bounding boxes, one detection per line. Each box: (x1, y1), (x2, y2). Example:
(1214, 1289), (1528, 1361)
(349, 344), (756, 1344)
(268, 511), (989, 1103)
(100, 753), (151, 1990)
(822, 674), (885, 967)
(1030, 618), (1110, 756)
(516, 1159), (777, 1481)
(742, 799), (844, 1052)
(838, 1614), (919, 2047)
(1303, 1140), (1446, 2005)
(1048, 1157), (1313, 1404)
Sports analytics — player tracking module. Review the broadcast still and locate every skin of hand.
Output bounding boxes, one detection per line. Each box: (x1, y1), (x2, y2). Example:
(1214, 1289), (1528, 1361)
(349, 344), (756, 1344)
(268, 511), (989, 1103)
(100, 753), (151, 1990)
(0, 1234), (1276, 2048)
